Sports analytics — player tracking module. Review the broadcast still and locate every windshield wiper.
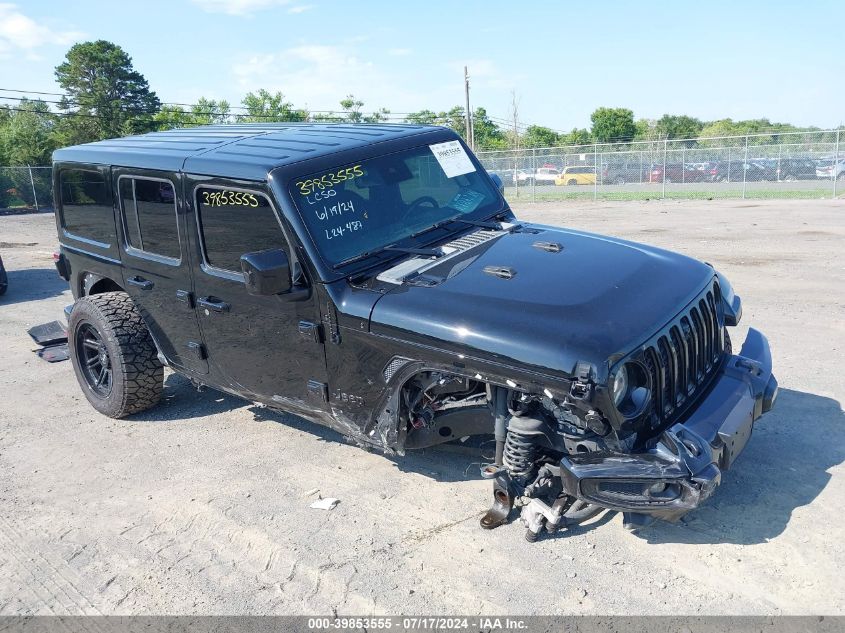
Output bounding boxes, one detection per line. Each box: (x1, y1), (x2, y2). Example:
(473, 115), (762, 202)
(333, 244), (440, 269)
(451, 218), (502, 230)
(382, 246), (442, 256)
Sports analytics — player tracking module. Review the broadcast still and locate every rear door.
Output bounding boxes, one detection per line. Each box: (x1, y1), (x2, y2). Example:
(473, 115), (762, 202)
(185, 178), (329, 411)
(114, 169), (208, 374)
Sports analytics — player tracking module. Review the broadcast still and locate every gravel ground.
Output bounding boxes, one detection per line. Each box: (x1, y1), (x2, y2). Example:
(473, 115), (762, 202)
(0, 199), (842, 615)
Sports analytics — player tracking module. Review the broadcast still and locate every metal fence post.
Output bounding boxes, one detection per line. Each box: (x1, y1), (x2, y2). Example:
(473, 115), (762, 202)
(531, 148), (536, 203)
(742, 135), (749, 199)
(594, 143), (598, 201)
(662, 139), (667, 199)
(27, 166), (39, 212)
(834, 128), (840, 198)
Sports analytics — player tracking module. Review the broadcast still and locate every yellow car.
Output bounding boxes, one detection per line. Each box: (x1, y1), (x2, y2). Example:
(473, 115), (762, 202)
(555, 166), (597, 185)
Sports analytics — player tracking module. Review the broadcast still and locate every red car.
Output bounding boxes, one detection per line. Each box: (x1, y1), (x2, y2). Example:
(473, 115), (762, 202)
(648, 163), (706, 183)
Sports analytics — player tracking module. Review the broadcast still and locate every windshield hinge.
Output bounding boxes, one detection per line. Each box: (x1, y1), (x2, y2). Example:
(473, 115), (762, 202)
(322, 301), (341, 345)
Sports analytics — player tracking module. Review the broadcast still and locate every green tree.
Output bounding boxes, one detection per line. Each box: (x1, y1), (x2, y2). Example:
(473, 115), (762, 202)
(336, 94), (389, 123)
(654, 114), (704, 141)
(405, 109), (438, 125)
(0, 99), (57, 165)
(561, 127), (592, 146)
(590, 107), (636, 143)
(54, 40), (160, 143)
(471, 107), (507, 150)
(190, 97), (230, 125)
(152, 105), (189, 130)
(241, 89), (308, 122)
(698, 118), (802, 145)
(522, 125), (560, 148)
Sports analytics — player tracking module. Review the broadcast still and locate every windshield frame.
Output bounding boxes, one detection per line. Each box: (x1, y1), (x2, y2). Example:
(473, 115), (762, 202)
(281, 137), (508, 278)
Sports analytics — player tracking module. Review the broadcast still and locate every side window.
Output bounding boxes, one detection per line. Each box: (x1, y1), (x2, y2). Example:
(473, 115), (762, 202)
(119, 177), (180, 260)
(60, 169), (113, 244)
(196, 187), (285, 272)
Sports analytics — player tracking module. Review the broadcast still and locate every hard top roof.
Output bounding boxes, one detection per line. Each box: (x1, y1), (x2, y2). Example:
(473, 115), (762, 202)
(52, 123), (444, 181)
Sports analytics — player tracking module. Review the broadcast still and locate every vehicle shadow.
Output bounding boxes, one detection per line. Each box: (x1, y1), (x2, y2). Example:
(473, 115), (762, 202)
(132, 379), (844, 543)
(634, 387), (844, 545)
(247, 401), (492, 482)
(0, 267), (69, 307)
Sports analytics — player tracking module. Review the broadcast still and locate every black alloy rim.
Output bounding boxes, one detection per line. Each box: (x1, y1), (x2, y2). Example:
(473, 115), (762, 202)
(76, 323), (113, 397)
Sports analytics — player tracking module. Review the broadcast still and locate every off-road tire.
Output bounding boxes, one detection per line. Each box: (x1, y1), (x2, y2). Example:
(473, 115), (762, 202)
(69, 291), (163, 418)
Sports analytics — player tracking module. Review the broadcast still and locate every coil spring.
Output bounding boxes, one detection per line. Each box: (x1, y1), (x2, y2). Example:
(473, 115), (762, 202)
(502, 428), (539, 477)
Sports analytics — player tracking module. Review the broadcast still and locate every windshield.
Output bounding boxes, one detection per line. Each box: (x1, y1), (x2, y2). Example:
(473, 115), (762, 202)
(289, 142), (503, 267)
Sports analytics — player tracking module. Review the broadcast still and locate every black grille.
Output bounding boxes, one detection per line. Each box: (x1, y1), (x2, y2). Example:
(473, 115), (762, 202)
(644, 282), (725, 423)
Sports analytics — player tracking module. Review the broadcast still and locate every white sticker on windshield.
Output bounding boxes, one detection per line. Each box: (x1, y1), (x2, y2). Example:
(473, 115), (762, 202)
(429, 141), (476, 178)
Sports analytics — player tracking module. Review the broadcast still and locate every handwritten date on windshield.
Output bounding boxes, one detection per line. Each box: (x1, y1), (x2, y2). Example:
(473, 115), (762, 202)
(315, 200), (355, 222)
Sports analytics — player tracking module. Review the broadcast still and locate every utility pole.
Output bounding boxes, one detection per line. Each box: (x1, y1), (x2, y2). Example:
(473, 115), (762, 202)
(510, 90), (520, 196)
(464, 66), (473, 151)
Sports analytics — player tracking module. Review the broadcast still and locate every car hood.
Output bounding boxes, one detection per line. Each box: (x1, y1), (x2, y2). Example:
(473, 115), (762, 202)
(369, 224), (714, 378)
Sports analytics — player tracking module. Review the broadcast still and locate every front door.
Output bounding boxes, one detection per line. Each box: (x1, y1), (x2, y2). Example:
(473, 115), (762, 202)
(186, 179), (329, 412)
(114, 169), (208, 374)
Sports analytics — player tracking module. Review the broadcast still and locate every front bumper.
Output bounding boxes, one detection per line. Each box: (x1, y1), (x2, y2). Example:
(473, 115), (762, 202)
(559, 328), (777, 525)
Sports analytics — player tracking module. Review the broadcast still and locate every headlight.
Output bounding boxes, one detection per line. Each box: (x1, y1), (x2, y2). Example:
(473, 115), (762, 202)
(611, 362), (651, 417)
(612, 365), (628, 406)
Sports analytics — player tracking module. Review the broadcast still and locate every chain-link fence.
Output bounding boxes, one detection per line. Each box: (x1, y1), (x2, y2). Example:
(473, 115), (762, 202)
(478, 129), (843, 202)
(1, 130), (842, 210)
(0, 166), (54, 211)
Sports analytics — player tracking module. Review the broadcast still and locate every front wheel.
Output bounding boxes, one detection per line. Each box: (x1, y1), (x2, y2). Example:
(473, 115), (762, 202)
(69, 291), (163, 418)
(567, 179), (578, 186)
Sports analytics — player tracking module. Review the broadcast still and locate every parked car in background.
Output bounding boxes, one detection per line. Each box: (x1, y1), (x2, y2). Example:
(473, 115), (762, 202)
(705, 160), (767, 183)
(603, 161), (647, 185)
(648, 163), (707, 183)
(816, 157), (845, 181)
(0, 254), (7, 296)
(513, 167), (561, 186)
(555, 166), (598, 185)
(771, 158), (817, 181)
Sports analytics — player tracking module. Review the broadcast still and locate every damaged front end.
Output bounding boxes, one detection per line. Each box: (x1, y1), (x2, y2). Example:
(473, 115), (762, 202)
(558, 327), (776, 532)
(468, 278), (778, 541)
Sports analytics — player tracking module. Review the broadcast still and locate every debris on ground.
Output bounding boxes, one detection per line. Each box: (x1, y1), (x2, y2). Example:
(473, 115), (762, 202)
(310, 497), (340, 510)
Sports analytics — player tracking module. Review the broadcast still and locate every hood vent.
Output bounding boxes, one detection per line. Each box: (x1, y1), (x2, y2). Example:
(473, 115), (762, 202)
(533, 241), (563, 253)
(483, 265), (516, 280)
(376, 227), (506, 285)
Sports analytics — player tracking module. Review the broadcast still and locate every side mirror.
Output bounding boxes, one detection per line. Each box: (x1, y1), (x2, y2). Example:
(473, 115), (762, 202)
(487, 171), (504, 194)
(240, 248), (292, 296)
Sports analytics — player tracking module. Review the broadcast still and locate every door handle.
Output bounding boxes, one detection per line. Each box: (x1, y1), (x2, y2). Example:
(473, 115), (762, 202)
(197, 296), (230, 313)
(127, 276), (154, 290)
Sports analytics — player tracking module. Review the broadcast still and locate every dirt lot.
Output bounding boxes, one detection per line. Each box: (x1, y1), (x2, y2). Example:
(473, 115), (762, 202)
(0, 199), (843, 615)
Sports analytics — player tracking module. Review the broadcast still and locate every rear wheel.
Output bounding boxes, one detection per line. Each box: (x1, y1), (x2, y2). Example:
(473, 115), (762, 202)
(69, 291), (163, 418)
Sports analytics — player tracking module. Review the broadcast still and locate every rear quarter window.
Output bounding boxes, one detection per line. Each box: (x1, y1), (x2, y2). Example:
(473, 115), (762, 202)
(59, 169), (114, 245)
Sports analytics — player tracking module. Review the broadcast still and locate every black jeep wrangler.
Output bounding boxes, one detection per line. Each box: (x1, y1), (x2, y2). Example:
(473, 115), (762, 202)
(52, 124), (777, 539)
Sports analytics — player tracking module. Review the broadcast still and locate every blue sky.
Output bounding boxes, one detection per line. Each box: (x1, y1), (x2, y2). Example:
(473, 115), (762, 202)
(1, 0), (843, 130)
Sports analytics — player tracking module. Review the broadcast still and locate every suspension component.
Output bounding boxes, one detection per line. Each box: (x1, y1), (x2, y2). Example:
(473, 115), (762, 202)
(502, 415), (550, 479)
